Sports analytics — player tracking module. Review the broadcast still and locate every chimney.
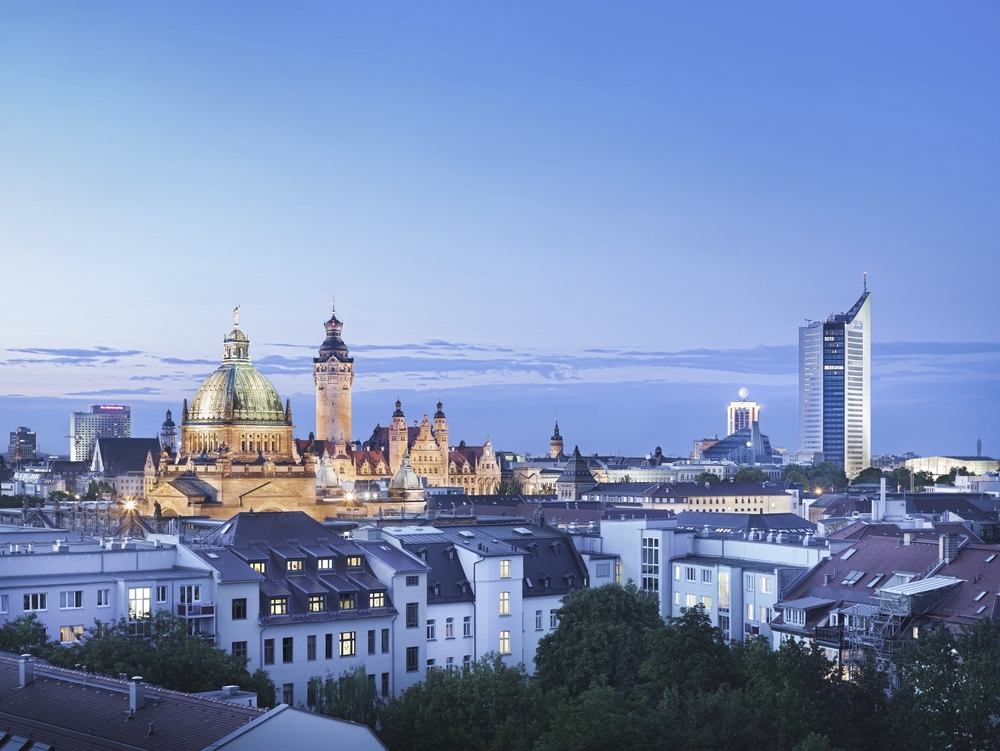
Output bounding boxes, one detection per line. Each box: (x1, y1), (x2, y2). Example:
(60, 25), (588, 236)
(824, 574), (832, 585)
(19, 654), (34, 688)
(130, 676), (146, 712)
(939, 533), (959, 564)
(903, 532), (913, 546)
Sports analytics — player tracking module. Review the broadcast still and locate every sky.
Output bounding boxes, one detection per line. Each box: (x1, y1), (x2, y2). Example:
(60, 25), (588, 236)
(1, 2), (998, 458)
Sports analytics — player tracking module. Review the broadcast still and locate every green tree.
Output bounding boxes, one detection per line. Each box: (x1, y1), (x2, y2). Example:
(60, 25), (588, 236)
(0, 614), (55, 657)
(309, 664), (381, 728)
(536, 686), (659, 751)
(734, 467), (767, 482)
(46, 611), (276, 706)
(893, 619), (1000, 751)
(851, 467), (883, 485)
(638, 605), (736, 702)
(534, 581), (662, 697)
(693, 472), (721, 483)
(380, 654), (545, 751)
(496, 478), (523, 495)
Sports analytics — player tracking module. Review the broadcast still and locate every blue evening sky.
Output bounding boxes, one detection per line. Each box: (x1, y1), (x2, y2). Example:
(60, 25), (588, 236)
(1, 3), (997, 457)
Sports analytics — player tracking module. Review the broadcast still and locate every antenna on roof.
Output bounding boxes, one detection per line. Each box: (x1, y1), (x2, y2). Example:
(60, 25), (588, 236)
(863, 271), (867, 292)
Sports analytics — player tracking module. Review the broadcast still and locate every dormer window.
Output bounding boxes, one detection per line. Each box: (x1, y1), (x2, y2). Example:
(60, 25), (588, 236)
(340, 593), (356, 610)
(370, 591), (385, 608)
(269, 597), (287, 615)
(346, 556), (363, 569)
(434, 584), (442, 597)
(287, 559), (303, 572)
(251, 561), (266, 574)
(308, 594), (325, 612)
(317, 558), (333, 570)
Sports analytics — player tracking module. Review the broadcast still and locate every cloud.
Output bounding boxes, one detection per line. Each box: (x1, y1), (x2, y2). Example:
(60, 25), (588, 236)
(8, 346), (144, 358)
(67, 387), (162, 396)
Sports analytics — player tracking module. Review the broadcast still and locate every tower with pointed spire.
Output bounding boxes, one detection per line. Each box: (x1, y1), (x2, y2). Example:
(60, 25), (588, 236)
(549, 419), (565, 459)
(314, 298), (355, 444)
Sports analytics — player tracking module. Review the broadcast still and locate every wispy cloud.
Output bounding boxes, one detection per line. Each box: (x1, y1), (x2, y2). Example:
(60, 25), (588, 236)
(67, 387), (162, 396)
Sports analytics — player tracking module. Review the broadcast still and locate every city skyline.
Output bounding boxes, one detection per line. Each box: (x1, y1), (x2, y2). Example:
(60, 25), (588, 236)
(2, 3), (998, 458)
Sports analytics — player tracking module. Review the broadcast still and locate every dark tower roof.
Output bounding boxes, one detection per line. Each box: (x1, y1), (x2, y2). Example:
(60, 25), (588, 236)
(558, 446), (595, 483)
(551, 420), (562, 440)
(393, 400), (405, 418)
(316, 299), (353, 363)
(434, 401), (445, 419)
(162, 409), (175, 429)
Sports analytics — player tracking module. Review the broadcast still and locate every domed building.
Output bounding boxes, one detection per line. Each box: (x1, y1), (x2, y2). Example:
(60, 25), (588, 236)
(145, 309), (320, 520)
(180, 309), (294, 462)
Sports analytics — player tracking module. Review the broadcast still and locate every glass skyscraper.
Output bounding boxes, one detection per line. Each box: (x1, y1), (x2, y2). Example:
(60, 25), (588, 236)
(70, 404), (131, 463)
(799, 288), (871, 478)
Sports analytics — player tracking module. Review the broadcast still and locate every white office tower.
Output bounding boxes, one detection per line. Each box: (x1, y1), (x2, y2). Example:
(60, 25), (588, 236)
(798, 287), (871, 478)
(727, 389), (761, 436)
(70, 404), (131, 462)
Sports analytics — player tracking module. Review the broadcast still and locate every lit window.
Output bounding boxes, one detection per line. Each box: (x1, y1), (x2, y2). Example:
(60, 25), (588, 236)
(59, 625), (84, 642)
(499, 591), (510, 616)
(127, 588), (150, 620)
(340, 593), (356, 610)
(500, 559), (511, 579)
(760, 607), (771, 623)
(286, 559), (303, 572)
(270, 596), (288, 615)
(308, 595), (325, 612)
(701, 596), (712, 610)
(369, 591), (385, 608)
(685, 593), (696, 608)
(747, 603), (755, 621)
(317, 558), (333, 570)
(346, 556), (363, 569)
(759, 577), (773, 594)
(499, 630), (511, 655)
(674, 591), (680, 605)
(340, 631), (356, 657)
(251, 561), (266, 574)
(674, 565), (681, 581)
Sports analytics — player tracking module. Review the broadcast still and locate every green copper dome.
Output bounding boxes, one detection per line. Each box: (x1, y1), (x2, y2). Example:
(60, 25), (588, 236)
(187, 313), (290, 426)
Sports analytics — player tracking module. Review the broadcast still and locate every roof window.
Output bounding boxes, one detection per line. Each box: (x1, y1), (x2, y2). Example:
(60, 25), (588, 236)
(840, 571), (865, 586)
(986, 554), (997, 563)
(973, 591), (988, 602)
(840, 548), (857, 561)
(865, 574), (883, 588)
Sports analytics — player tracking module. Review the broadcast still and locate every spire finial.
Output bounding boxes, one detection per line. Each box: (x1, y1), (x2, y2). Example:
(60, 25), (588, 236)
(332, 294), (336, 314)
(233, 303), (241, 327)
(863, 271), (867, 292)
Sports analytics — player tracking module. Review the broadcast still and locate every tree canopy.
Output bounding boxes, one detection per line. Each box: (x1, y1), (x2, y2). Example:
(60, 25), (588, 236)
(734, 467), (767, 482)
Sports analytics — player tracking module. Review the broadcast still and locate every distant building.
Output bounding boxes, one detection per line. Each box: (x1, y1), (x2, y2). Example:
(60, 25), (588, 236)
(701, 422), (773, 465)
(556, 446), (597, 501)
(799, 285), (871, 478)
(7, 427), (37, 463)
(691, 438), (720, 461)
(160, 408), (178, 451)
(727, 389), (760, 437)
(70, 404), (131, 463)
(903, 455), (999, 476)
(90, 437), (163, 498)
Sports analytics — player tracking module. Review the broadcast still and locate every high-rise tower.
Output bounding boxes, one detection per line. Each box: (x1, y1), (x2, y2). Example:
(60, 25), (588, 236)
(727, 388), (760, 436)
(314, 300), (355, 444)
(799, 283), (871, 478)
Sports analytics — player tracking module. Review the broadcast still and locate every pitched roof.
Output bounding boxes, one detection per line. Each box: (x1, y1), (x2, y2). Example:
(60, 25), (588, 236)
(95, 438), (162, 475)
(0, 656), (262, 751)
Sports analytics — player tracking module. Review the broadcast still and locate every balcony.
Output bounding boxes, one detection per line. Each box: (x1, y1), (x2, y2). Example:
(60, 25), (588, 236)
(815, 625), (843, 648)
(177, 602), (215, 617)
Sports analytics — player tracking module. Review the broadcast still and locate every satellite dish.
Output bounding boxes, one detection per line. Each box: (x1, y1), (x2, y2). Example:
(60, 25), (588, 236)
(738, 388), (749, 400)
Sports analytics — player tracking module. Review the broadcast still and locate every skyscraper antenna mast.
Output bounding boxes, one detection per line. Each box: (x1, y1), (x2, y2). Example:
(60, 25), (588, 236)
(863, 271), (867, 292)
